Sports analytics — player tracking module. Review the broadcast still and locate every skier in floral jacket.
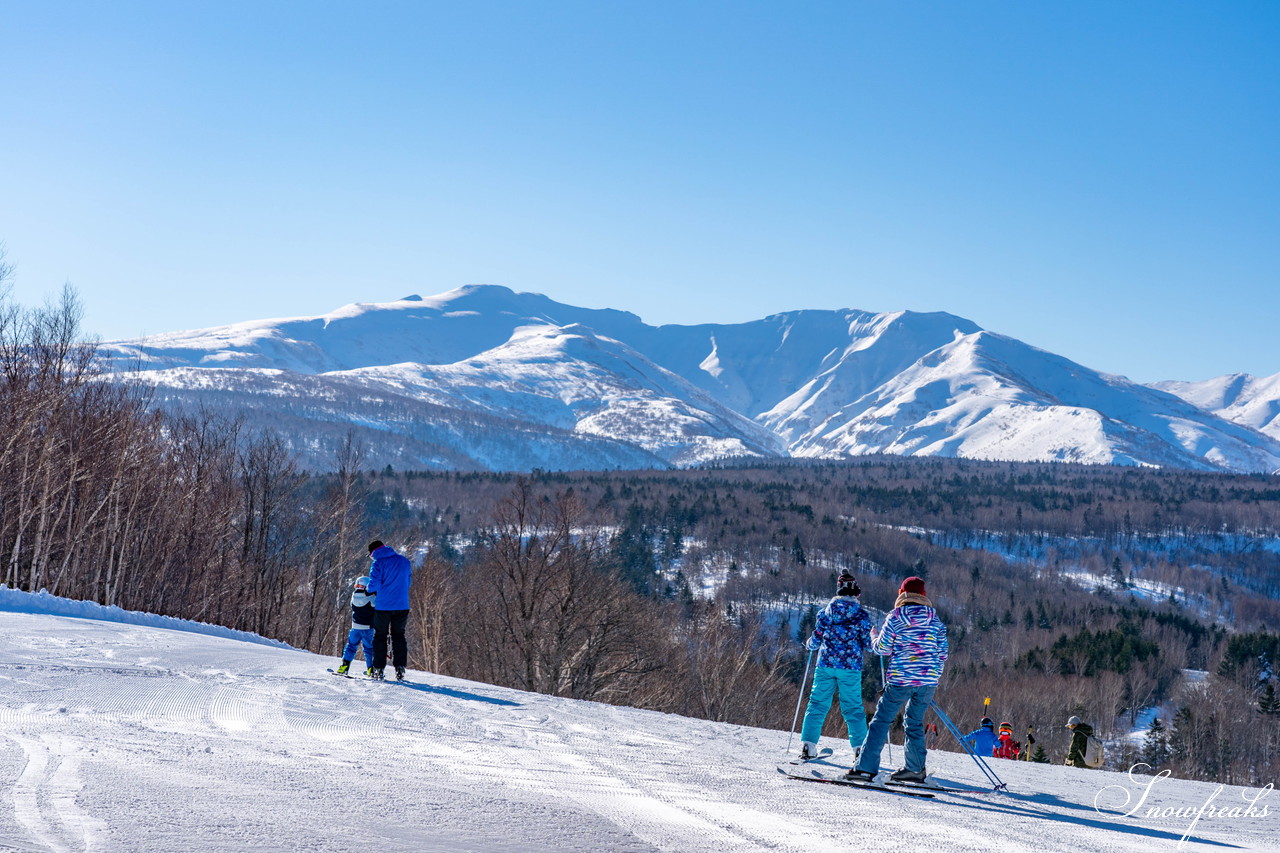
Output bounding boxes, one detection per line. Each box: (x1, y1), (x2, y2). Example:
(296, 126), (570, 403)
(796, 571), (873, 761)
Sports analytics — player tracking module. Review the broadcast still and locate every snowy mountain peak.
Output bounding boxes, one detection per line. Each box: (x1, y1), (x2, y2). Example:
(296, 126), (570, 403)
(1154, 371), (1280, 443)
(102, 288), (1280, 473)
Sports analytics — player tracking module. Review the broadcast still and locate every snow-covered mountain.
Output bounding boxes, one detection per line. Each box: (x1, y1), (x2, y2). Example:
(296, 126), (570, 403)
(101, 286), (1280, 472)
(3, 589), (1276, 852)
(1153, 373), (1280, 443)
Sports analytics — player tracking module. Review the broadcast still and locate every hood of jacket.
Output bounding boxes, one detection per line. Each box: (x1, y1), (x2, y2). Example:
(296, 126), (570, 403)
(371, 545), (398, 561)
(894, 601), (937, 627)
(894, 591), (933, 609)
(823, 595), (864, 622)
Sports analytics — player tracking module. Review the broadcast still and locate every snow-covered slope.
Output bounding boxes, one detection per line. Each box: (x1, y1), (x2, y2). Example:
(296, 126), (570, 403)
(101, 287), (652, 374)
(2, 591), (1280, 850)
(101, 286), (1280, 473)
(332, 324), (787, 466)
(2, 592), (1275, 852)
(134, 364), (668, 472)
(787, 331), (1280, 471)
(1154, 373), (1280, 443)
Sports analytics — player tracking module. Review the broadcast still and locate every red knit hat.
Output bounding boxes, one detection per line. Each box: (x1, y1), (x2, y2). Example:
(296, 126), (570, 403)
(899, 576), (926, 595)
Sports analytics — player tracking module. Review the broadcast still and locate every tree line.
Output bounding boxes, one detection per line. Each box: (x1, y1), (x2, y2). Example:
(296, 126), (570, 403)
(365, 462), (1280, 782)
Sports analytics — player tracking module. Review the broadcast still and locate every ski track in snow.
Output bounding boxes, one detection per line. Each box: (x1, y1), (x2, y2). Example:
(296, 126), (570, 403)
(0, 609), (1277, 852)
(5, 732), (106, 853)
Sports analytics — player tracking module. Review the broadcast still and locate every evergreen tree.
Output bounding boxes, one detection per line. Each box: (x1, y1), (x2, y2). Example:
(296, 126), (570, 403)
(611, 504), (657, 594)
(1168, 707), (1196, 766)
(1142, 716), (1169, 768)
(796, 603), (818, 644)
(1031, 744), (1050, 763)
(1036, 600), (1052, 629)
(790, 535), (807, 566)
(1259, 683), (1280, 716)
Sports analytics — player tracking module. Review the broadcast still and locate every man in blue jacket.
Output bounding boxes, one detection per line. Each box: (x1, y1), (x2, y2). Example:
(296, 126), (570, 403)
(365, 540), (413, 681)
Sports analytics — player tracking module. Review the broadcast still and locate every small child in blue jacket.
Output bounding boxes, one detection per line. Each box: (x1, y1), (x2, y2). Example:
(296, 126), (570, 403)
(961, 717), (1000, 757)
(335, 577), (376, 675)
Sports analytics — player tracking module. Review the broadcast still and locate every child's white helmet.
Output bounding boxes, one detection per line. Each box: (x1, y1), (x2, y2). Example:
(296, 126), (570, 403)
(355, 576), (371, 592)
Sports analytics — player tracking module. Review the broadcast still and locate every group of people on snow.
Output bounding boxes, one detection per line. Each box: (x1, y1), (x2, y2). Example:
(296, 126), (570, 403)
(335, 541), (414, 681)
(798, 570), (1098, 783)
(960, 718), (1028, 760)
(798, 572), (948, 784)
(334, 542), (1097, 778)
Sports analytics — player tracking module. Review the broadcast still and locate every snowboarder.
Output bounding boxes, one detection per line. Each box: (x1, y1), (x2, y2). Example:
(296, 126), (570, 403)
(993, 722), (1021, 759)
(796, 571), (873, 761)
(843, 576), (948, 784)
(959, 717), (999, 757)
(366, 540), (414, 681)
(335, 576), (376, 676)
(1064, 715), (1098, 768)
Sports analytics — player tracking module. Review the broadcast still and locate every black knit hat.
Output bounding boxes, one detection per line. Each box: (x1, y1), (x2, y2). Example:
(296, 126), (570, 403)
(837, 571), (861, 597)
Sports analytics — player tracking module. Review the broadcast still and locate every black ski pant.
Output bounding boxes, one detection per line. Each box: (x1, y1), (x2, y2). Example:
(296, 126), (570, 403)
(371, 609), (409, 670)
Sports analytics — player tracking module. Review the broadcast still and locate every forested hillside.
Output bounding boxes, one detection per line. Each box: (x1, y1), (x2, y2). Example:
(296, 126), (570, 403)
(358, 460), (1280, 783)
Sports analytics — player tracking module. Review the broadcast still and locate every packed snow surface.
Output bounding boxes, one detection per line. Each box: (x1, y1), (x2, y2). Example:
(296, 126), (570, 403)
(0, 592), (1275, 852)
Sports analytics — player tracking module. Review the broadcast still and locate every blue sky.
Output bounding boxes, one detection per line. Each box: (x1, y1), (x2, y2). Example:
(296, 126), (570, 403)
(2, 1), (1276, 383)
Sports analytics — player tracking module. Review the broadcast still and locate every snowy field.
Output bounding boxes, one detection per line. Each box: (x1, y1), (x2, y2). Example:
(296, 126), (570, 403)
(0, 593), (1276, 853)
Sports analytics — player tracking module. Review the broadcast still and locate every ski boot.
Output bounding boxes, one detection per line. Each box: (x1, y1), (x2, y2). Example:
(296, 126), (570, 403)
(890, 767), (927, 783)
(336, 660), (351, 675)
(797, 742), (817, 761)
(841, 768), (876, 782)
(368, 668), (385, 681)
(394, 666), (406, 682)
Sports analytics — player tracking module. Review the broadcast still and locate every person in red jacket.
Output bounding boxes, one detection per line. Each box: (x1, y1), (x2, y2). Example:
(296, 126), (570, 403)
(993, 721), (1021, 759)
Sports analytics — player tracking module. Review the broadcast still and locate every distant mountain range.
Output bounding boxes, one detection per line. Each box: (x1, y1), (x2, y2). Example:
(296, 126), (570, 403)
(100, 286), (1280, 473)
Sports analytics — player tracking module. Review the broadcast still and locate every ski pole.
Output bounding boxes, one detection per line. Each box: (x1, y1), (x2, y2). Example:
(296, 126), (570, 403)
(879, 655), (891, 766)
(787, 647), (818, 753)
(931, 701), (1008, 791)
(934, 701), (1004, 790)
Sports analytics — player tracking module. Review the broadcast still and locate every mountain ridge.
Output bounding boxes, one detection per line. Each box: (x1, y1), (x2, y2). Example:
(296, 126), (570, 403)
(101, 287), (1280, 473)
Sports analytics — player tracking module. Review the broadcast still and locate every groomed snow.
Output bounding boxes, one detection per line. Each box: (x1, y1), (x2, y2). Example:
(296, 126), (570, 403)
(0, 592), (1275, 852)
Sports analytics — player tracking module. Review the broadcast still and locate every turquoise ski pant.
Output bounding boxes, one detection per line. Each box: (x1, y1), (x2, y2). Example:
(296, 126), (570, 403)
(800, 666), (868, 750)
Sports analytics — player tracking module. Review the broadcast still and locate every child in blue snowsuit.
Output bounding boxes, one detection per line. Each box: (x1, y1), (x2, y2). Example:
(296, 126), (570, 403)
(335, 577), (376, 675)
(961, 717), (1000, 757)
(797, 571), (873, 761)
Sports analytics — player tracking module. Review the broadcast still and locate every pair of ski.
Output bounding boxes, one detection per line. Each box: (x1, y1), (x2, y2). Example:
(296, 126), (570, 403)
(788, 746), (834, 765)
(327, 667), (410, 684)
(778, 766), (970, 799)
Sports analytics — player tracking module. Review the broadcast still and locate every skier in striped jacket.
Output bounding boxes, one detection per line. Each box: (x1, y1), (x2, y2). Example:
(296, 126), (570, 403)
(843, 576), (948, 784)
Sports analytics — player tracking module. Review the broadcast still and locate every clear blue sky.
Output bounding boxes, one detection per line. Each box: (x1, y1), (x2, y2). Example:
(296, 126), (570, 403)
(2, 1), (1277, 383)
